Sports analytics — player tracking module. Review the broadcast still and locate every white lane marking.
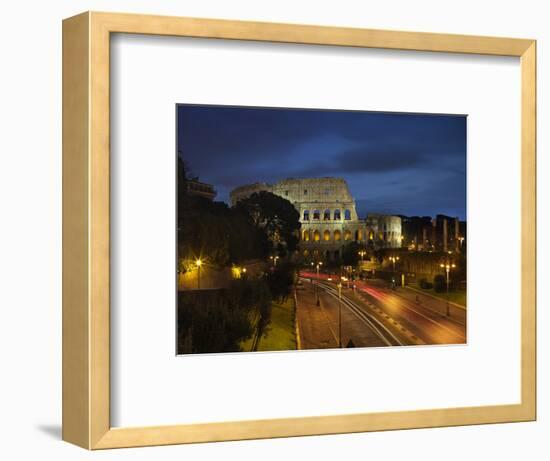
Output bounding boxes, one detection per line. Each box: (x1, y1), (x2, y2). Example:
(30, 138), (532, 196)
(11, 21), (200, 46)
(316, 282), (402, 346)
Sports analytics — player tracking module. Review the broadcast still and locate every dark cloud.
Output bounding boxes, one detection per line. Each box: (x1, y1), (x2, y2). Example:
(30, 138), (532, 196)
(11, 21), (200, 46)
(177, 104), (466, 219)
(336, 145), (426, 172)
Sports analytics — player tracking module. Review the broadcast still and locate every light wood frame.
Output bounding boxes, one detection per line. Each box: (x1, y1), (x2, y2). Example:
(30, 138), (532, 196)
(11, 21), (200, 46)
(62, 11), (537, 449)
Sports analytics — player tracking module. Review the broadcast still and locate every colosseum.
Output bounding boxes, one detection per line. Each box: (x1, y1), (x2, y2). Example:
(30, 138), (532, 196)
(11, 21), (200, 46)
(230, 178), (402, 260)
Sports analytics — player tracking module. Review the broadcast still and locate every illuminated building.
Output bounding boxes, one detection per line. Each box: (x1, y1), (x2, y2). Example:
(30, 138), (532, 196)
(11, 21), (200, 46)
(230, 177), (402, 260)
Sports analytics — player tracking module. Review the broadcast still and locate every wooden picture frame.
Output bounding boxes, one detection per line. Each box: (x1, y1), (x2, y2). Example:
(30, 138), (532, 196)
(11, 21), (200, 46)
(62, 11), (536, 449)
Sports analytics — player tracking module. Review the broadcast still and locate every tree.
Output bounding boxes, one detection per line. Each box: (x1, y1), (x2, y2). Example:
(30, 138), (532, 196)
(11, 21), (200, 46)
(177, 157), (268, 266)
(341, 241), (367, 267)
(264, 261), (297, 303)
(235, 191), (300, 257)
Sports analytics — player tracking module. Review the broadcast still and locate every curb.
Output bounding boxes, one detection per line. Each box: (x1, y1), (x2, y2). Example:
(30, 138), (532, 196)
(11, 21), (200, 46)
(293, 290), (302, 350)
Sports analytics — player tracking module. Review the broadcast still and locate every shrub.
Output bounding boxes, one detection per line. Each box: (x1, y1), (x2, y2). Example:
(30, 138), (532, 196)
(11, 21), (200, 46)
(177, 279), (272, 354)
(433, 274), (447, 293)
(419, 278), (433, 289)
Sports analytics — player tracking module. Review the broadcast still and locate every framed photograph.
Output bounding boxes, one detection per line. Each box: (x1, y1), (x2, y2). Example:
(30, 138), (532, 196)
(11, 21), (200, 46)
(62, 11), (536, 449)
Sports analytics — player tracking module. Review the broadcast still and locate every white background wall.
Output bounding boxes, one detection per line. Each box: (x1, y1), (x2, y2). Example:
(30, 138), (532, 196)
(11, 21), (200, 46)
(0, 0), (547, 459)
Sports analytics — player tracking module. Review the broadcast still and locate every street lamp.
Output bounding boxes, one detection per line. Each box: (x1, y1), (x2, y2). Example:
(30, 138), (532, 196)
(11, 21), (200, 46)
(270, 255), (280, 267)
(389, 255), (400, 272)
(337, 282), (343, 348)
(195, 258), (202, 289)
(358, 250), (366, 262)
(315, 261), (323, 306)
(440, 262), (456, 316)
(316, 261), (323, 278)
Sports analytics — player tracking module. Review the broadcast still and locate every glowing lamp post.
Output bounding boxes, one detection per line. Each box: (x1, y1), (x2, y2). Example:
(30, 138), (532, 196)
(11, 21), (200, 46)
(315, 261), (323, 306)
(358, 250), (366, 262)
(337, 282), (343, 348)
(440, 262), (456, 316)
(270, 255), (280, 267)
(316, 261), (323, 278)
(196, 258), (202, 289)
(389, 255), (400, 272)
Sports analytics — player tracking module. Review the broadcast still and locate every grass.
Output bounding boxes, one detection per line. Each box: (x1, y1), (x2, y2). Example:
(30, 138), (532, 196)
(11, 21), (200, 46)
(412, 285), (467, 307)
(241, 298), (297, 352)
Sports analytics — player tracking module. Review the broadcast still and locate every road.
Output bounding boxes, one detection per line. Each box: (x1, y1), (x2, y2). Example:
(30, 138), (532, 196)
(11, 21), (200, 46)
(295, 280), (394, 349)
(296, 272), (466, 350)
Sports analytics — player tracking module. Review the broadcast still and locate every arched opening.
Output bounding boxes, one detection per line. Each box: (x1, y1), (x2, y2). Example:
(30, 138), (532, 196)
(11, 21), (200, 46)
(334, 230), (341, 241)
(325, 250), (331, 259)
(355, 229), (363, 241)
(344, 230), (352, 241)
(323, 209), (331, 220)
(344, 209), (352, 220)
(323, 230), (331, 241)
(303, 210), (310, 221)
(303, 249), (309, 257)
(302, 229), (310, 241)
(334, 209), (341, 220)
(369, 231), (374, 240)
(313, 230), (321, 242)
(313, 209), (320, 220)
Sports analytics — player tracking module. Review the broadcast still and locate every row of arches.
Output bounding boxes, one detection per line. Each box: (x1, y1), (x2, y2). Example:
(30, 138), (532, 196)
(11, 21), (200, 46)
(303, 209), (352, 221)
(302, 229), (376, 243)
(302, 229), (350, 242)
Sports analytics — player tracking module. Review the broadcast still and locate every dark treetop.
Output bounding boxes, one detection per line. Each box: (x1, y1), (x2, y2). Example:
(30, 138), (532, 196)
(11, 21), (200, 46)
(177, 104), (466, 220)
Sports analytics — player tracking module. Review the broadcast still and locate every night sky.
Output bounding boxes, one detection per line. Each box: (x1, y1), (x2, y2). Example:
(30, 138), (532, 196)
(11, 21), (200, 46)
(177, 105), (467, 220)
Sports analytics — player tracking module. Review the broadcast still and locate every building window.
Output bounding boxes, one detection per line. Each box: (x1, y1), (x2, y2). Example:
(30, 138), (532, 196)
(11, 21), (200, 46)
(302, 230), (310, 241)
(313, 209), (320, 220)
(344, 230), (352, 241)
(304, 189), (308, 195)
(355, 230), (362, 241)
(313, 230), (321, 242)
(334, 209), (341, 220)
(334, 230), (341, 241)
(323, 230), (331, 241)
(344, 209), (351, 220)
(285, 190), (289, 196)
(303, 210), (310, 221)
(323, 209), (331, 220)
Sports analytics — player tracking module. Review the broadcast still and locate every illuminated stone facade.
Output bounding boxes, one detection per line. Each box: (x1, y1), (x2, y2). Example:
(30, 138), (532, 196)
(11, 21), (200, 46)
(230, 177), (402, 260)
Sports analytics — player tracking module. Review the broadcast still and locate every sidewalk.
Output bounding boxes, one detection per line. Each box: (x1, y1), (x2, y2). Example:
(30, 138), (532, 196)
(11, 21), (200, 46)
(295, 282), (339, 350)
